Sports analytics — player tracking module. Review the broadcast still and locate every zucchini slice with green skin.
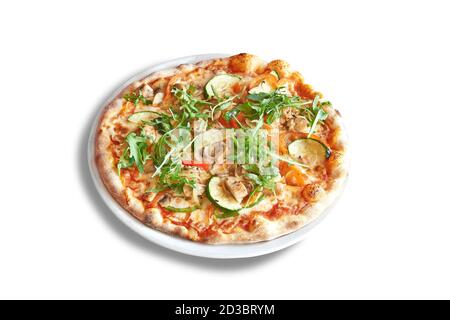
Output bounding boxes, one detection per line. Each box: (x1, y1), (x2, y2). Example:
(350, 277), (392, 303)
(244, 192), (265, 209)
(161, 205), (200, 213)
(204, 74), (241, 98)
(288, 138), (331, 168)
(128, 111), (155, 123)
(206, 177), (243, 212)
(214, 210), (239, 219)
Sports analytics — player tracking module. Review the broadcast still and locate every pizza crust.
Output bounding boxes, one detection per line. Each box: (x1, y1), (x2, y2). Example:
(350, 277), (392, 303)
(95, 54), (349, 244)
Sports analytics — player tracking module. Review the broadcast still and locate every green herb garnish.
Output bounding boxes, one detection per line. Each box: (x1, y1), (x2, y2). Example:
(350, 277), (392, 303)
(145, 112), (174, 134)
(224, 90), (329, 134)
(244, 164), (279, 192)
(117, 132), (151, 174)
(171, 87), (211, 127)
(123, 90), (152, 106)
(225, 88), (305, 125)
(307, 95), (329, 137)
(150, 130), (199, 194)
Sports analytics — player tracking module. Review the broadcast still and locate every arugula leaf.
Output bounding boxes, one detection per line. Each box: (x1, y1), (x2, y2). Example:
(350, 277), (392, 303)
(224, 108), (241, 122)
(157, 161), (196, 194)
(117, 131), (152, 175)
(307, 95), (329, 137)
(150, 130), (198, 194)
(226, 88), (305, 125)
(125, 132), (151, 173)
(168, 87), (211, 128)
(123, 90), (152, 106)
(117, 147), (133, 175)
(242, 163), (280, 206)
(210, 96), (236, 121)
(145, 112), (173, 134)
(243, 164), (279, 194)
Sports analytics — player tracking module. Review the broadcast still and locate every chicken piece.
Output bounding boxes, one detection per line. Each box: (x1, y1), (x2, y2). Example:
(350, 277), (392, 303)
(192, 184), (206, 204)
(289, 117), (309, 132)
(224, 177), (248, 203)
(183, 185), (193, 198)
(141, 84), (154, 99)
(281, 108), (300, 122)
(281, 108), (309, 132)
(152, 92), (164, 105)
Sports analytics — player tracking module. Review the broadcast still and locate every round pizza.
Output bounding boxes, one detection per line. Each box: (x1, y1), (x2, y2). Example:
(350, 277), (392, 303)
(95, 53), (348, 244)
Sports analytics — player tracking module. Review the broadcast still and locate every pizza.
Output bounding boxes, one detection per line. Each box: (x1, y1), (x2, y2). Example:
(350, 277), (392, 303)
(95, 53), (348, 244)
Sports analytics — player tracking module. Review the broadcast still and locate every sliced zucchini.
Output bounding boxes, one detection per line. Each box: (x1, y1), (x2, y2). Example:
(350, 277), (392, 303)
(206, 177), (242, 212)
(159, 197), (199, 212)
(214, 209), (239, 219)
(128, 111), (155, 123)
(248, 80), (274, 94)
(161, 205), (200, 213)
(244, 192), (264, 209)
(204, 74), (241, 98)
(288, 138), (331, 168)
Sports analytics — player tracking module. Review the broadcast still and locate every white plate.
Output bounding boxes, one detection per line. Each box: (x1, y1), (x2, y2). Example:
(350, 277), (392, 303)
(88, 54), (345, 259)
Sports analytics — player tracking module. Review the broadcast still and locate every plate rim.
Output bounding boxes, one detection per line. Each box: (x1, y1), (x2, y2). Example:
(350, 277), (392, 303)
(87, 53), (343, 259)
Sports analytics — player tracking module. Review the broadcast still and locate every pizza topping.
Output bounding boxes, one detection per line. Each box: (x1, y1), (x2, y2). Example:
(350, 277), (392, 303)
(307, 96), (329, 137)
(123, 90), (152, 106)
(209, 95), (238, 121)
(182, 161), (209, 171)
(207, 177), (243, 212)
(243, 164), (279, 193)
(224, 177), (248, 203)
(225, 89), (314, 125)
(187, 183), (206, 205)
(170, 86), (211, 127)
(127, 111), (158, 124)
(152, 92), (164, 105)
(117, 132), (151, 174)
(248, 80), (274, 94)
(204, 74), (241, 99)
(243, 192), (265, 209)
(302, 183), (324, 202)
(281, 108), (309, 132)
(284, 165), (307, 187)
(288, 138), (331, 168)
(270, 70), (280, 80)
(141, 84), (154, 99)
(160, 196), (199, 213)
(145, 114), (173, 135)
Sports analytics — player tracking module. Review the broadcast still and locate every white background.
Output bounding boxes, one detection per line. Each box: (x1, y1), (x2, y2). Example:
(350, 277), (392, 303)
(0, 0), (449, 300)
